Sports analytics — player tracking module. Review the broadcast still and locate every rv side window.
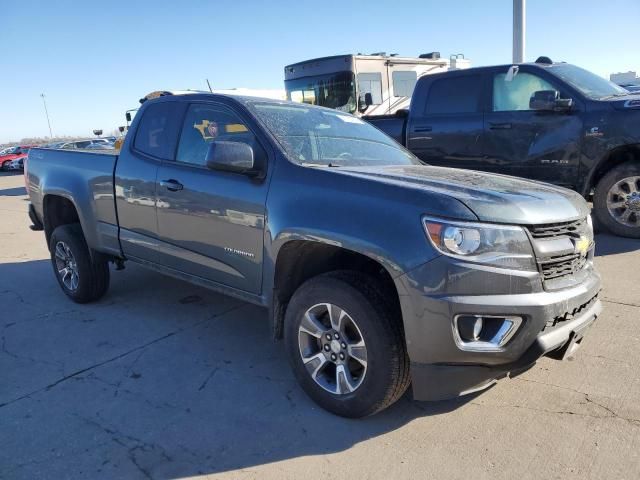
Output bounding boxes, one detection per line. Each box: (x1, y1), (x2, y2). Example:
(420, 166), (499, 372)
(358, 73), (383, 105)
(424, 75), (482, 114)
(392, 71), (418, 97)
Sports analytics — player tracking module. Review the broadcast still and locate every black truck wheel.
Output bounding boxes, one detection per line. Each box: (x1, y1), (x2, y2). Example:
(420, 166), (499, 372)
(49, 224), (110, 303)
(284, 271), (410, 418)
(593, 162), (640, 238)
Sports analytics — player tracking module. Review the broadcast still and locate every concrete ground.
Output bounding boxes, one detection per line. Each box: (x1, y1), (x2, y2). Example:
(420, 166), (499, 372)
(0, 171), (639, 480)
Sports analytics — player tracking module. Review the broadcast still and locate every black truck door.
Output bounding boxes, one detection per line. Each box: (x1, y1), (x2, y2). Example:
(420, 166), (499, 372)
(406, 73), (484, 169)
(482, 66), (582, 187)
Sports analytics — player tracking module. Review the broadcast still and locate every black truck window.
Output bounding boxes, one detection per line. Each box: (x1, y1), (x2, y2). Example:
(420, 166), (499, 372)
(176, 104), (259, 167)
(493, 72), (555, 111)
(133, 102), (184, 160)
(425, 75), (482, 114)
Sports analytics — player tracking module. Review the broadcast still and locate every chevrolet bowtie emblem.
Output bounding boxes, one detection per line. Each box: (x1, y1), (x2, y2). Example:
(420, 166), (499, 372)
(574, 235), (590, 256)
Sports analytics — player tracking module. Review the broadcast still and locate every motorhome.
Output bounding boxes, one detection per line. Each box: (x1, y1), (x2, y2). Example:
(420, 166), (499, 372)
(284, 52), (471, 116)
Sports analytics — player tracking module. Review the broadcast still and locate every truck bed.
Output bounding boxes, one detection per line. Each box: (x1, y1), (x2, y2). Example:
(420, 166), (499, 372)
(26, 147), (119, 254)
(365, 113), (407, 145)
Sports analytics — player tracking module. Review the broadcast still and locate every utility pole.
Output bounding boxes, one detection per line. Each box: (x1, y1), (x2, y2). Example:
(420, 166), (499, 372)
(40, 93), (54, 138)
(512, 0), (526, 63)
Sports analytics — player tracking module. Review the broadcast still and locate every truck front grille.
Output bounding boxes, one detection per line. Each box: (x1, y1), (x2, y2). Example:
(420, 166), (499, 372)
(538, 253), (588, 280)
(525, 218), (592, 283)
(527, 219), (586, 239)
(543, 294), (599, 331)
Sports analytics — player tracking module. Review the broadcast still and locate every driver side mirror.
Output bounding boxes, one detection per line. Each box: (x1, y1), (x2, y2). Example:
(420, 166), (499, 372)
(530, 90), (573, 112)
(205, 141), (259, 177)
(357, 92), (374, 113)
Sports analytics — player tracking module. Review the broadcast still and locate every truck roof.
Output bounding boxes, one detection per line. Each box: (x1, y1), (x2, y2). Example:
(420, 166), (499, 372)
(139, 90), (285, 105)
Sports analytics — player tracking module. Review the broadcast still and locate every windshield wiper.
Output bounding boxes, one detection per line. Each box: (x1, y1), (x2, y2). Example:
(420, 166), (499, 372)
(301, 162), (341, 168)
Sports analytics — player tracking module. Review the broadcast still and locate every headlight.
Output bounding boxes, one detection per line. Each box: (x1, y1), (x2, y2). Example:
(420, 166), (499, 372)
(586, 214), (594, 239)
(423, 217), (536, 271)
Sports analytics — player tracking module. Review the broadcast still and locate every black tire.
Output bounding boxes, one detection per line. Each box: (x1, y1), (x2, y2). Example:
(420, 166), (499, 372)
(593, 162), (640, 238)
(49, 224), (110, 303)
(1, 160), (11, 171)
(284, 271), (410, 418)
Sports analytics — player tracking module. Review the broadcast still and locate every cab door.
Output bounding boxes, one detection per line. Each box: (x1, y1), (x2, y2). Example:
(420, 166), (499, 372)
(154, 101), (270, 294)
(406, 73), (485, 170)
(482, 66), (583, 187)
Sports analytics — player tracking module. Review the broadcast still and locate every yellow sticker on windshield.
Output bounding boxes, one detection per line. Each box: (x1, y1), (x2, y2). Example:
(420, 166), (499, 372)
(225, 123), (248, 133)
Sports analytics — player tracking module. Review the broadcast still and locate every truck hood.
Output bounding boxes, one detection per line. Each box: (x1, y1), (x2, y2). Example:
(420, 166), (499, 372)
(334, 165), (589, 225)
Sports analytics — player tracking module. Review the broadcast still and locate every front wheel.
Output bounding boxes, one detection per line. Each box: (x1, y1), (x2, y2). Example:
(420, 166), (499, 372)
(284, 271), (410, 418)
(49, 224), (110, 303)
(593, 162), (640, 238)
(1, 160), (11, 171)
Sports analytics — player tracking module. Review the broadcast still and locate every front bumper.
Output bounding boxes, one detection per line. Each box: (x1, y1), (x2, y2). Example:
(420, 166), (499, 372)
(397, 255), (602, 401)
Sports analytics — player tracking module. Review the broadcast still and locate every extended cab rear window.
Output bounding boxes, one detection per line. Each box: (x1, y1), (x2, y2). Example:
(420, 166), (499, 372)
(425, 75), (482, 114)
(134, 102), (184, 160)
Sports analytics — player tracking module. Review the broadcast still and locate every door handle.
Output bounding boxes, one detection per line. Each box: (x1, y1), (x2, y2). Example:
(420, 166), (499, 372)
(413, 125), (433, 133)
(489, 122), (512, 130)
(160, 179), (183, 191)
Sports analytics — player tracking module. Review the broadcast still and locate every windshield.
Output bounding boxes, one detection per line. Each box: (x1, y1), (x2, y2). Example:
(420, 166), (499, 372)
(285, 71), (357, 114)
(249, 102), (421, 167)
(549, 64), (629, 99)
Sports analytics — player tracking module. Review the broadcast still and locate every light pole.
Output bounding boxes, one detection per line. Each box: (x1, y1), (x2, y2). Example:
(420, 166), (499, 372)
(513, 0), (526, 63)
(40, 93), (54, 138)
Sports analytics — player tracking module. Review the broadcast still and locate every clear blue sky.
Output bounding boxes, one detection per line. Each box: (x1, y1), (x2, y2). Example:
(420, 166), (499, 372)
(1, 0), (638, 143)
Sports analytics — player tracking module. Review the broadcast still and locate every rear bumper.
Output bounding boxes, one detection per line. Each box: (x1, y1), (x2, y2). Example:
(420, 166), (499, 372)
(396, 255), (602, 401)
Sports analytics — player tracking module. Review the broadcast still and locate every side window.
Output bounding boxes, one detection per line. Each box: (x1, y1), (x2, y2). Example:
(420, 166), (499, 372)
(392, 71), (418, 97)
(358, 72), (383, 105)
(493, 72), (556, 111)
(134, 101), (184, 160)
(425, 75), (482, 114)
(176, 104), (259, 167)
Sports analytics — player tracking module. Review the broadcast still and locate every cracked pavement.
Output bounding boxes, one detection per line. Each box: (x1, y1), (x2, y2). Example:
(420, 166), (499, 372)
(1, 172), (639, 479)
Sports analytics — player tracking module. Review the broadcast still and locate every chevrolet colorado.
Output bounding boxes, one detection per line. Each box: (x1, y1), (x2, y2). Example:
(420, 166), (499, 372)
(366, 59), (640, 238)
(26, 92), (602, 417)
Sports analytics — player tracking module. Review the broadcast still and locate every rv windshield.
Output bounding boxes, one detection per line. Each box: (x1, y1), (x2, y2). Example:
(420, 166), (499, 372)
(249, 102), (420, 167)
(285, 71), (357, 114)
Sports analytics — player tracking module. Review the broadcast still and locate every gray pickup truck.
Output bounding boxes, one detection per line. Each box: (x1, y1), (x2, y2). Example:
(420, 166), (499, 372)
(26, 92), (602, 417)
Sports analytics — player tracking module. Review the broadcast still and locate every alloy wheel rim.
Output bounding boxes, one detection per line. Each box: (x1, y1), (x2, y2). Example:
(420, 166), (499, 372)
(606, 176), (640, 227)
(298, 303), (368, 395)
(54, 241), (79, 291)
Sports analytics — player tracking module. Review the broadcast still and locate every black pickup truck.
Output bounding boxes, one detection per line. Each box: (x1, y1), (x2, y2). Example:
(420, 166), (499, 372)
(366, 59), (640, 238)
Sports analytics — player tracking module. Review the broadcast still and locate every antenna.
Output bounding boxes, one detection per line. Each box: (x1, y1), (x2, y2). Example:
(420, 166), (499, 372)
(206, 79), (213, 93)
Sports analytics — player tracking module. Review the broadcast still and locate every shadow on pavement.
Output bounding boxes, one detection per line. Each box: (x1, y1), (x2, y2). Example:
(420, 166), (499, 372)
(0, 259), (476, 478)
(594, 233), (639, 256)
(0, 185), (26, 197)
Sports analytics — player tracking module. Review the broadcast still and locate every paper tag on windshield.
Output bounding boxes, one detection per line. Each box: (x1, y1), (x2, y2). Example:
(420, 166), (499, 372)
(336, 115), (365, 124)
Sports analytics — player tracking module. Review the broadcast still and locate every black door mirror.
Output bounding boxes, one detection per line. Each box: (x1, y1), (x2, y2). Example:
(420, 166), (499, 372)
(357, 93), (367, 113)
(530, 90), (573, 112)
(358, 92), (374, 113)
(364, 92), (373, 107)
(205, 141), (257, 176)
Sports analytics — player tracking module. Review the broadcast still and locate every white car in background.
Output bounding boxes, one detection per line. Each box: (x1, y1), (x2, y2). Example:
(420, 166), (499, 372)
(8, 157), (24, 171)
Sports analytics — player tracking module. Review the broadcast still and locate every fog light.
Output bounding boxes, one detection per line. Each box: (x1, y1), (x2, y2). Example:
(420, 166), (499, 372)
(457, 315), (484, 342)
(454, 315), (523, 352)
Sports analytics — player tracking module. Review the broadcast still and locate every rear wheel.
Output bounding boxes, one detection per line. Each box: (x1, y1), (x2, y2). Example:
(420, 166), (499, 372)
(2, 160), (11, 171)
(594, 162), (640, 238)
(49, 224), (110, 303)
(284, 271), (410, 418)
